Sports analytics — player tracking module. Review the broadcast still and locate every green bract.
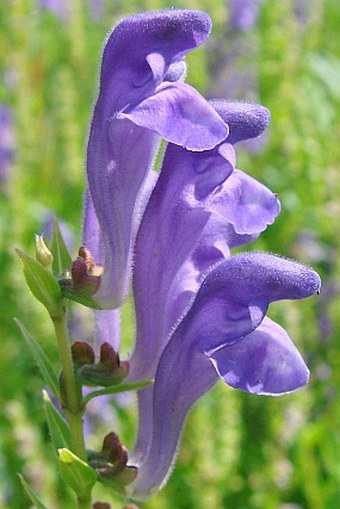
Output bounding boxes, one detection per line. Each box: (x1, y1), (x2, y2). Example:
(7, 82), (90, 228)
(16, 248), (63, 318)
(58, 448), (97, 498)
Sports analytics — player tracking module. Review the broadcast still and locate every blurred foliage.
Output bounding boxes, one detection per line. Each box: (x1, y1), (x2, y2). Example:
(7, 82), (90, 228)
(1, 0), (340, 508)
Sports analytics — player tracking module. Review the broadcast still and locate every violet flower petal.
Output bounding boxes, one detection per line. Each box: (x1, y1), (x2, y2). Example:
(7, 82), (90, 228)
(99, 10), (212, 108)
(165, 215), (260, 333)
(86, 10), (224, 309)
(83, 189), (104, 265)
(131, 253), (320, 499)
(129, 123), (278, 462)
(209, 316), (310, 395)
(121, 82), (228, 151)
(129, 142), (235, 381)
(128, 141), (234, 463)
(82, 191), (121, 352)
(190, 253), (320, 353)
(0, 105), (15, 187)
(129, 99), (275, 462)
(209, 168), (280, 234)
(94, 309), (120, 353)
(129, 145), (280, 381)
(210, 99), (270, 144)
(130, 212), (236, 465)
(229, 0), (264, 32)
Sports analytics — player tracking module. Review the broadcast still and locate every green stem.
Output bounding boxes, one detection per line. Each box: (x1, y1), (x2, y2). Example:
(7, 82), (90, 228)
(52, 306), (91, 509)
(66, 410), (87, 463)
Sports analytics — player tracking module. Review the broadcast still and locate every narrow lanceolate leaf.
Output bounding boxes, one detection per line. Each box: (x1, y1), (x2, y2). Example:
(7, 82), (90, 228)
(49, 217), (73, 277)
(14, 319), (60, 398)
(83, 379), (153, 405)
(18, 475), (48, 509)
(43, 390), (72, 450)
(58, 448), (97, 497)
(16, 248), (63, 318)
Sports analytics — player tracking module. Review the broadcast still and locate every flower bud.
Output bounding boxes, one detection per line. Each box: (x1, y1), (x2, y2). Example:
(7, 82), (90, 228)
(35, 234), (54, 268)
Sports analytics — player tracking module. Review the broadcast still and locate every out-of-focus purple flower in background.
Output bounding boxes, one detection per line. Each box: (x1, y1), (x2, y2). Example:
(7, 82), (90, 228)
(291, 229), (336, 341)
(210, 0), (264, 100)
(210, 0), (311, 119)
(40, 0), (104, 21)
(0, 105), (15, 191)
(40, 0), (70, 20)
(228, 0), (263, 32)
(208, 1), (265, 154)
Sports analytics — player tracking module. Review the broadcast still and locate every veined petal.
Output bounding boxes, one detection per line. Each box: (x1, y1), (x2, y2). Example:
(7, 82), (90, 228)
(131, 254), (320, 499)
(209, 317), (310, 395)
(120, 82), (228, 151)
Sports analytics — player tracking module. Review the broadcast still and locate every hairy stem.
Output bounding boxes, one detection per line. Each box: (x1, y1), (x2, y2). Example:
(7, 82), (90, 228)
(52, 306), (92, 509)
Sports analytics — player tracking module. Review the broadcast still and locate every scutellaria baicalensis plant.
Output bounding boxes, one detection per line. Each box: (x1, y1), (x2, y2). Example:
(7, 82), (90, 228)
(17, 9), (321, 508)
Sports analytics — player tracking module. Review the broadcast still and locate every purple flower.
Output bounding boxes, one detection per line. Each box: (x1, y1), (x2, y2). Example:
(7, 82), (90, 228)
(40, 0), (69, 20)
(228, 0), (264, 32)
(210, 2), (266, 153)
(75, 9), (321, 501)
(84, 10), (228, 309)
(40, 0), (104, 21)
(127, 99), (279, 464)
(131, 253), (320, 499)
(129, 99), (275, 381)
(0, 105), (15, 188)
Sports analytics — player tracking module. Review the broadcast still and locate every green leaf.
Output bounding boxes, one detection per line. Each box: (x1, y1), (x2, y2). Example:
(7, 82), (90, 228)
(58, 448), (97, 497)
(61, 285), (103, 310)
(43, 390), (72, 450)
(18, 475), (48, 509)
(16, 248), (63, 318)
(83, 379), (153, 405)
(14, 319), (60, 398)
(49, 217), (73, 277)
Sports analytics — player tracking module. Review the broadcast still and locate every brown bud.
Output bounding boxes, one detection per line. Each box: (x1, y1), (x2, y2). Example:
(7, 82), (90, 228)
(99, 342), (120, 368)
(71, 341), (95, 366)
(93, 503), (111, 509)
(71, 257), (101, 294)
(102, 432), (128, 472)
(101, 432), (121, 461)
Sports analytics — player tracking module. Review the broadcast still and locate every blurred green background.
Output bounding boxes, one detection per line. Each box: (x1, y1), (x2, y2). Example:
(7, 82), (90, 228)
(1, 0), (340, 507)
